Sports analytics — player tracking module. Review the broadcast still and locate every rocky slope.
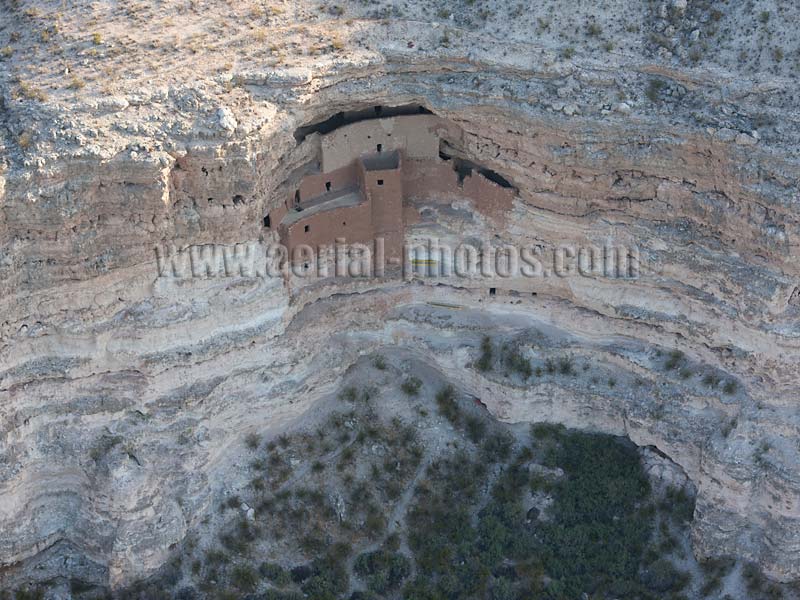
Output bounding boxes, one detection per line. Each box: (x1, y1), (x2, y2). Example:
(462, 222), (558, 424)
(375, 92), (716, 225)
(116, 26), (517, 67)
(0, 0), (799, 592)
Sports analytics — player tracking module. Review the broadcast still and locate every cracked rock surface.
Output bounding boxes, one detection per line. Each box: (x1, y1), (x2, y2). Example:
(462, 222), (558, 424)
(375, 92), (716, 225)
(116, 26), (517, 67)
(0, 0), (799, 590)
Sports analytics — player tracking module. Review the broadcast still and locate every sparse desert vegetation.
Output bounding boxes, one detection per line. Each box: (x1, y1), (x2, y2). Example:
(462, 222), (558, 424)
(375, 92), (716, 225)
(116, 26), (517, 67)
(0, 0), (797, 596)
(28, 352), (774, 600)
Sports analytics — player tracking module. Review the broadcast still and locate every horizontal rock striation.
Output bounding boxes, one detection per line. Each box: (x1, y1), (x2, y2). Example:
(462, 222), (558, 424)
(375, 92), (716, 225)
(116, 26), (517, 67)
(1, 6), (799, 591)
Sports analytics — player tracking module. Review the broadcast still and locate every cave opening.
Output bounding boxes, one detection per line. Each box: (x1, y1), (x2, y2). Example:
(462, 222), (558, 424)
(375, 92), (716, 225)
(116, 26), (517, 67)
(439, 145), (516, 190)
(293, 104), (434, 142)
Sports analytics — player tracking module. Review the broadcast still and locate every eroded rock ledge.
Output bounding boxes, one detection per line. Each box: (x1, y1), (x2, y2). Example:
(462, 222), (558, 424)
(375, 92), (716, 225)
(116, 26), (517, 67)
(1, 10), (799, 591)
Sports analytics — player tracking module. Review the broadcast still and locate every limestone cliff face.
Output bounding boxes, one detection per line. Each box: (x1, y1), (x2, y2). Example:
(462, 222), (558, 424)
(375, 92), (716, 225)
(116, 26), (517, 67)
(1, 5), (799, 590)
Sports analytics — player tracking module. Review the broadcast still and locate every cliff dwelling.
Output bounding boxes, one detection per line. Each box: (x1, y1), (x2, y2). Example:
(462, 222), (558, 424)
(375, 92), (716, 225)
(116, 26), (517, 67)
(266, 112), (516, 271)
(2, 1), (800, 599)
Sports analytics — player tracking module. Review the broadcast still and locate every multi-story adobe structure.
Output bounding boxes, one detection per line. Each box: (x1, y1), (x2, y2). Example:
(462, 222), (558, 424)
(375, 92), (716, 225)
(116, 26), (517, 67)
(264, 112), (516, 272)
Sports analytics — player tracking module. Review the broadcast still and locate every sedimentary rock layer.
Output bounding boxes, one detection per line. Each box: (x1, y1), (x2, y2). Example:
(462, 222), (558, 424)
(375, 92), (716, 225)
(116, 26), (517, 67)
(1, 12), (799, 589)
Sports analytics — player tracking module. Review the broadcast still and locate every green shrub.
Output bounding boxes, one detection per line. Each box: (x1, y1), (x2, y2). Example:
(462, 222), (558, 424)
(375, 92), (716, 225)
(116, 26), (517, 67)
(205, 549), (229, 565)
(482, 433), (513, 463)
(476, 336), (493, 371)
(69, 580), (94, 595)
(586, 22), (602, 36)
(529, 472), (555, 494)
(530, 422), (565, 440)
(641, 559), (689, 593)
(386, 532), (401, 551)
(721, 417), (737, 438)
(489, 576), (516, 600)
(743, 561), (765, 593)
(245, 432), (261, 450)
(339, 386), (358, 402)
(14, 589), (46, 600)
(435, 385), (461, 426)
(557, 356), (574, 376)
(699, 556), (735, 595)
(466, 415), (487, 443)
(365, 506), (386, 537)
(339, 386), (374, 404)
(501, 343), (532, 379)
(301, 552), (349, 600)
(664, 349), (683, 370)
(662, 486), (695, 524)
(646, 79), (666, 102)
(354, 549), (411, 594)
(231, 565), (258, 591)
(400, 376), (422, 396)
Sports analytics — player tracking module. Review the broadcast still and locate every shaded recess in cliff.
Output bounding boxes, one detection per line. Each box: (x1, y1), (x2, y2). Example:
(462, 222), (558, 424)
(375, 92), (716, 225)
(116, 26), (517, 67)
(293, 104), (434, 142)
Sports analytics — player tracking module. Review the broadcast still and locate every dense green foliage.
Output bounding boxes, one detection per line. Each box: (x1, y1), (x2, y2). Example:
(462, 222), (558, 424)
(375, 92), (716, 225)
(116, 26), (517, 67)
(402, 425), (688, 600)
(537, 429), (654, 598)
(354, 549), (411, 594)
(97, 376), (724, 600)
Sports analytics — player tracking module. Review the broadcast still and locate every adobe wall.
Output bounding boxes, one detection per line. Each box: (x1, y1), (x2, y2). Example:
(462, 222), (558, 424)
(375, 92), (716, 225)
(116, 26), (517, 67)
(268, 203), (288, 231)
(320, 115), (441, 172)
(402, 159), (514, 225)
(273, 119), (515, 265)
(280, 199), (374, 256)
(296, 162), (359, 204)
(361, 157), (404, 263)
(402, 160), (459, 198)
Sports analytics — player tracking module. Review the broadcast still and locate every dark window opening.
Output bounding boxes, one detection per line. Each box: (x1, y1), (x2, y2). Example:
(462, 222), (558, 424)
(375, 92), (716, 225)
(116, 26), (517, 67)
(377, 143), (383, 152)
(304, 225), (310, 232)
(233, 194), (244, 206)
(377, 179), (384, 186)
(303, 262), (309, 270)
(263, 215), (271, 228)
(342, 221), (347, 226)
(531, 292), (538, 296)
(325, 181), (331, 192)
(489, 287), (497, 296)
(294, 190), (301, 205)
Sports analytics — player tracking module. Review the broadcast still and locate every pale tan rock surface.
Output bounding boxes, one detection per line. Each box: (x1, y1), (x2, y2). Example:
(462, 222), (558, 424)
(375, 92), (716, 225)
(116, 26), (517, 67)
(0, 0), (799, 590)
